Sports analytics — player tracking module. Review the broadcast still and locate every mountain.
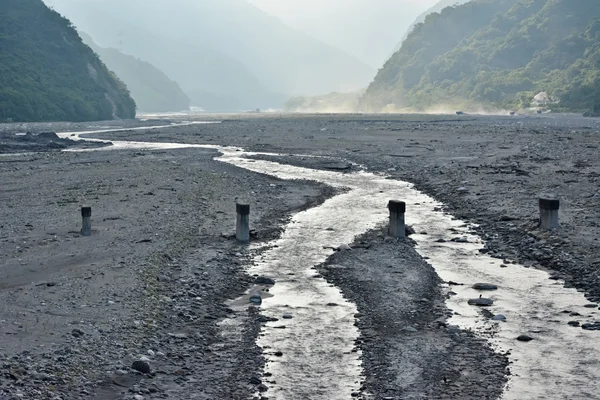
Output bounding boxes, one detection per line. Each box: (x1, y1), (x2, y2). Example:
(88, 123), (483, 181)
(361, 0), (600, 114)
(44, 0), (281, 111)
(45, 0), (375, 105)
(390, 0), (471, 55)
(80, 33), (190, 113)
(0, 0), (135, 122)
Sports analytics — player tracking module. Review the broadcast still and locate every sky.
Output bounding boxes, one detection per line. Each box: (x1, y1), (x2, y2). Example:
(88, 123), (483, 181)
(249, 0), (440, 68)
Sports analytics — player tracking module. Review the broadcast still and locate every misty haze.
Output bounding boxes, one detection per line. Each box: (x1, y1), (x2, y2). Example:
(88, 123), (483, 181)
(1, 1), (600, 399)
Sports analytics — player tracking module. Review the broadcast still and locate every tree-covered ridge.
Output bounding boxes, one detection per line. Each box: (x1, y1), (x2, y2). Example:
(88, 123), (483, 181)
(81, 33), (190, 113)
(0, 0), (136, 122)
(361, 0), (600, 114)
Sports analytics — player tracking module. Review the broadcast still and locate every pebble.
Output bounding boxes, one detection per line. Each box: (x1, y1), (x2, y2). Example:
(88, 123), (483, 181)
(468, 298), (494, 306)
(255, 276), (275, 285)
(249, 294), (262, 305)
(516, 335), (534, 342)
(131, 360), (151, 374)
(472, 283), (498, 291)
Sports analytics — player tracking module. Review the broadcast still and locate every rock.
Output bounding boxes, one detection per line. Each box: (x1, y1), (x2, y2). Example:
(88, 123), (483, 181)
(134, 395), (144, 400)
(258, 384), (269, 392)
(337, 243), (352, 251)
(403, 326), (418, 332)
(492, 314), (506, 321)
(516, 335), (534, 342)
(255, 276), (275, 285)
(584, 304), (597, 308)
(457, 187), (469, 193)
(168, 333), (189, 339)
(582, 323), (600, 331)
(257, 315), (279, 323)
(71, 328), (85, 338)
(249, 376), (262, 385)
(131, 360), (151, 374)
(405, 225), (416, 236)
(249, 293), (262, 305)
(274, 351), (283, 357)
(472, 283), (498, 291)
(568, 321), (580, 327)
(282, 313), (293, 319)
(468, 298), (494, 306)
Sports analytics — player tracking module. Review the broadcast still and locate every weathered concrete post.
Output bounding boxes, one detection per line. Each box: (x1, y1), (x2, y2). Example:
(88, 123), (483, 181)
(81, 206), (92, 236)
(539, 198), (559, 230)
(236, 203), (250, 243)
(388, 200), (406, 238)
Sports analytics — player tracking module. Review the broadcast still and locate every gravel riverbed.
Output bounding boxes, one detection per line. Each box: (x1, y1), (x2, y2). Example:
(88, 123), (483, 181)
(2, 113), (599, 399)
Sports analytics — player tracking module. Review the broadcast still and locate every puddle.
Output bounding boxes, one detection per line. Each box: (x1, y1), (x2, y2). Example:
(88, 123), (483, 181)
(48, 123), (600, 399)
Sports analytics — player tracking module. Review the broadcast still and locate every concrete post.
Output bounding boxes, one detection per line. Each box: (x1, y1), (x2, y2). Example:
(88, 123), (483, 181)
(388, 200), (406, 238)
(81, 206), (92, 236)
(539, 198), (559, 230)
(236, 203), (250, 243)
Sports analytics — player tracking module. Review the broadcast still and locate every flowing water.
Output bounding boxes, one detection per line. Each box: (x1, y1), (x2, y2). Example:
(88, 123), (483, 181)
(51, 122), (600, 399)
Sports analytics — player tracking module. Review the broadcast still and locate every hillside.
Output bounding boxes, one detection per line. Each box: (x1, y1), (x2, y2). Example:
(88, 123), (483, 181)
(81, 34), (190, 113)
(389, 0), (471, 55)
(0, 0), (135, 122)
(362, 0), (600, 114)
(45, 0), (374, 106)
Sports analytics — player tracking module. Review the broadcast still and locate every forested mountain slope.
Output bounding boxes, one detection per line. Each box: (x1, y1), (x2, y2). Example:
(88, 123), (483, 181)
(362, 0), (600, 114)
(0, 0), (136, 122)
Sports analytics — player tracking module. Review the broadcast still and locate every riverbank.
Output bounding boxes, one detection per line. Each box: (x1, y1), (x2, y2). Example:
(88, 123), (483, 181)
(0, 144), (334, 399)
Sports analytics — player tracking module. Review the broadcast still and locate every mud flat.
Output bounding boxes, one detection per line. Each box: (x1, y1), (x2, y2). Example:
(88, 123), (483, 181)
(0, 139), (333, 399)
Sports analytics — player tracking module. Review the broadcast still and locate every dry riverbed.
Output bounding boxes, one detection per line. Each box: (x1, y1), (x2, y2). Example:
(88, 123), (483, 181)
(2, 113), (600, 399)
(0, 143), (333, 399)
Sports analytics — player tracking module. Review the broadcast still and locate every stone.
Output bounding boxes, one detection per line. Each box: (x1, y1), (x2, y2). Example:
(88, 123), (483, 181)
(249, 376), (262, 385)
(274, 351), (283, 357)
(472, 283), (498, 291)
(568, 321), (580, 327)
(491, 314), (506, 321)
(134, 396), (144, 400)
(258, 384), (268, 392)
(582, 323), (600, 331)
(516, 335), (534, 342)
(249, 294), (262, 305)
(255, 276), (275, 285)
(71, 328), (85, 338)
(131, 360), (151, 374)
(468, 298), (494, 306)
(282, 313), (293, 319)
(168, 333), (189, 339)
